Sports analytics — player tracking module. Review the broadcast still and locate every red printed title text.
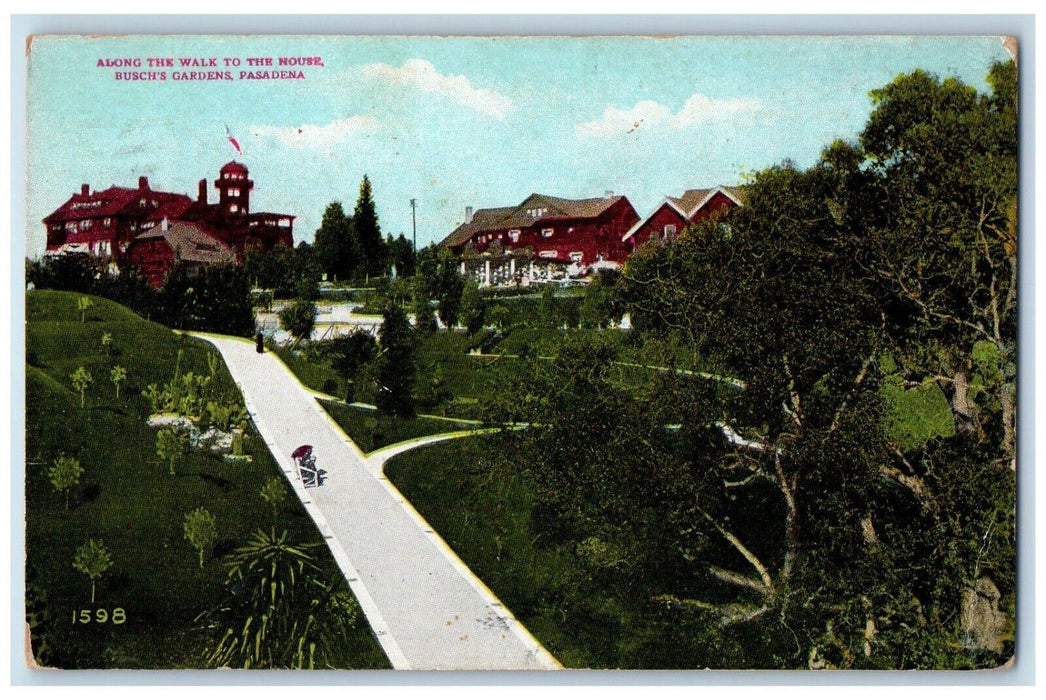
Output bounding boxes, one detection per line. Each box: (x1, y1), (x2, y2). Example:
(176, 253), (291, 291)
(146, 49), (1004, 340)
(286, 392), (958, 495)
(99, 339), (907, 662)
(97, 56), (325, 81)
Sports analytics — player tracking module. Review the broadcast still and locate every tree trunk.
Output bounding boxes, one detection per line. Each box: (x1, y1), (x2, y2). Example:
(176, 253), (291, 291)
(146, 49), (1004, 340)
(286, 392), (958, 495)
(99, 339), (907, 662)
(951, 370), (976, 433)
(1001, 381), (1016, 470)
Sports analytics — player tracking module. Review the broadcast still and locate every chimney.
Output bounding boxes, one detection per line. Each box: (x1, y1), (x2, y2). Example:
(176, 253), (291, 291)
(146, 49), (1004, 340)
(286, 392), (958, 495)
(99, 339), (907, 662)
(604, 190), (615, 199)
(465, 206), (474, 224)
(198, 178), (208, 204)
(139, 176), (149, 190)
(80, 184), (90, 196)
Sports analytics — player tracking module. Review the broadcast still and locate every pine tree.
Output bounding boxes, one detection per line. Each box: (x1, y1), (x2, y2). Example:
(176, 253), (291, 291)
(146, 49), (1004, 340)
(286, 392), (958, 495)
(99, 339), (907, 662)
(354, 176), (387, 278)
(375, 303), (415, 417)
(313, 202), (357, 282)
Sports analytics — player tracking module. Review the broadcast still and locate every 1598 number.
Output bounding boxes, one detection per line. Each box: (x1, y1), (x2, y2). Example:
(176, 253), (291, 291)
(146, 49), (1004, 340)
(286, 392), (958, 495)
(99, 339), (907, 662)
(71, 608), (126, 624)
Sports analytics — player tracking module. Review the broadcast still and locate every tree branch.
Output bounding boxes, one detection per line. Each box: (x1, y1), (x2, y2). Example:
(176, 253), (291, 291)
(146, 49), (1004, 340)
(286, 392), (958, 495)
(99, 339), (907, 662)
(707, 565), (772, 597)
(651, 594), (770, 625)
(697, 505), (775, 594)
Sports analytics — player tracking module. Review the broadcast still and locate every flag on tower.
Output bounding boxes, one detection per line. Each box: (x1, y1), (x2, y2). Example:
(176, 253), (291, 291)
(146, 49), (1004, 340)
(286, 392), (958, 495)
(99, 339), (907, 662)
(225, 125), (242, 155)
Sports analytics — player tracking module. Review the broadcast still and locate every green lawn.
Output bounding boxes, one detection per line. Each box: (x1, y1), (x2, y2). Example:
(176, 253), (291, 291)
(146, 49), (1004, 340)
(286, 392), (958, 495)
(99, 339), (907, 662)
(25, 291), (390, 669)
(318, 400), (475, 453)
(384, 437), (699, 669)
(272, 344), (344, 398)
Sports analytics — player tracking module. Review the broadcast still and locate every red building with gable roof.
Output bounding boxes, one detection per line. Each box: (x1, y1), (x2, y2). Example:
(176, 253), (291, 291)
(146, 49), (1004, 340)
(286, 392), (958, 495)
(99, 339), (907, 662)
(623, 186), (744, 250)
(440, 192), (640, 267)
(43, 161), (295, 286)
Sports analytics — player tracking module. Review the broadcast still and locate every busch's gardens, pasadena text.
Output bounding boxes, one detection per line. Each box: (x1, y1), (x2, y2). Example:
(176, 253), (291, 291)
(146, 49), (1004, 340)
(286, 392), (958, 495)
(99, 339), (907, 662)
(98, 55), (323, 81)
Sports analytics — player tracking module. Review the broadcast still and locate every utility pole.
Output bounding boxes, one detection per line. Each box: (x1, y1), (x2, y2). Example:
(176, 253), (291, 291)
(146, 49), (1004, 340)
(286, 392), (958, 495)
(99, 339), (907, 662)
(410, 198), (417, 255)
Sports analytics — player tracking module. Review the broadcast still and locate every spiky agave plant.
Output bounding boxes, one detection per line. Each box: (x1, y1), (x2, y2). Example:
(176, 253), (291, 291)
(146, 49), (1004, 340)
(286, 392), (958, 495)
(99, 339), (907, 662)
(196, 529), (360, 669)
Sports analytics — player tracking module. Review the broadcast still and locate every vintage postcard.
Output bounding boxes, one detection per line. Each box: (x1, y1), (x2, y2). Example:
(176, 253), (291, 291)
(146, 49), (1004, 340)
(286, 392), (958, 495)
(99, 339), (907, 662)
(22, 32), (1018, 672)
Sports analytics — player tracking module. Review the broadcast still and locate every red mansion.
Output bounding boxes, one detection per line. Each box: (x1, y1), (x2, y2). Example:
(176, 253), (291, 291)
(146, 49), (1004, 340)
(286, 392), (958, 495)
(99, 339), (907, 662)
(440, 192), (640, 267)
(43, 161), (294, 287)
(440, 186), (745, 276)
(623, 186), (745, 250)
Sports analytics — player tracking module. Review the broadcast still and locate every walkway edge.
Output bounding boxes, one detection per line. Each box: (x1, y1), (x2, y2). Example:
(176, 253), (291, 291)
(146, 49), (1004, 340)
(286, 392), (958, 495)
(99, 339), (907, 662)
(369, 441), (563, 670)
(311, 404), (561, 669)
(190, 333), (412, 670)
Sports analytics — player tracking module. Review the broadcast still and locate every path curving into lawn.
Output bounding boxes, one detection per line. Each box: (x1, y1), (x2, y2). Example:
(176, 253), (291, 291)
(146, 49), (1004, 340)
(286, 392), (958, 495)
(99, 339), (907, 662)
(191, 333), (559, 671)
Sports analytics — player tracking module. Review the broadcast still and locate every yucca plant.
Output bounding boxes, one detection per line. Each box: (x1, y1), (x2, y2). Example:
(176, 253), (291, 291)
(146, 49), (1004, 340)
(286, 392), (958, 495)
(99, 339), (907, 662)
(197, 529), (360, 669)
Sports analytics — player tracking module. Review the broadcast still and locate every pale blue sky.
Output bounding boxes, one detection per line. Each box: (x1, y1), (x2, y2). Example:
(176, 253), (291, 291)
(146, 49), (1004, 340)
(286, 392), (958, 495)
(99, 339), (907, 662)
(25, 35), (1011, 256)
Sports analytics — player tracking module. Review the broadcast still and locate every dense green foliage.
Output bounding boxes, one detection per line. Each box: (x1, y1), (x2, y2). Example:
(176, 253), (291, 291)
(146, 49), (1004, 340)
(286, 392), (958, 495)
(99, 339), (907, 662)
(24, 291), (388, 668)
(388, 63), (1018, 670)
(244, 244), (321, 299)
(28, 255), (258, 338)
(312, 201), (357, 282)
(311, 177), (395, 283)
(279, 299), (318, 341)
(613, 63), (1016, 668)
(375, 304), (416, 418)
(327, 330), (378, 386)
(458, 282), (487, 335)
(387, 232), (416, 277)
(416, 245), (465, 327)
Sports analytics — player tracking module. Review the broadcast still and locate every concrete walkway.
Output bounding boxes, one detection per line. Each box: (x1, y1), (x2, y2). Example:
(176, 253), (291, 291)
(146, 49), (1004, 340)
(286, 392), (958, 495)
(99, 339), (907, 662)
(192, 333), (559, 671)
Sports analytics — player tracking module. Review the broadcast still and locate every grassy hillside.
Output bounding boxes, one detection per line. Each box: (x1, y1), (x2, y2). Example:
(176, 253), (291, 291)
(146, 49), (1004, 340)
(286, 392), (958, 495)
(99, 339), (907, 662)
(24, 291), (389, 669)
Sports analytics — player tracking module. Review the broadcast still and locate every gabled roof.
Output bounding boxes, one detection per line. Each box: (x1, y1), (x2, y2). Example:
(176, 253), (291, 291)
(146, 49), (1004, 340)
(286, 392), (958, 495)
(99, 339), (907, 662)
(144, 198), (195, 222)
(43, 186), (139, 224)
(677, 186), (745, 218)
(623, 199), (688, 241)
(131, 222), (236, 265)
(440, 193), (627, 248)
(44, 184), (194, 224)
(623, 185), (745, 242)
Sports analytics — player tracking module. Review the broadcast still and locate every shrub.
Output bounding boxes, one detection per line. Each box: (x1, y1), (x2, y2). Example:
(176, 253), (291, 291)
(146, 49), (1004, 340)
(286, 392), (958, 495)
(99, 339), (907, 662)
(279, 300), (318, 341)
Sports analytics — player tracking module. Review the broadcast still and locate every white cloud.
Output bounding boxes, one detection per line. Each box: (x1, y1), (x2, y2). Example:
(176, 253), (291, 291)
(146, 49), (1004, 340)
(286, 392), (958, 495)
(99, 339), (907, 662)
(362, 58), (513, 119)
(251, 116), (380, 149)
(576, 93), (761, 138)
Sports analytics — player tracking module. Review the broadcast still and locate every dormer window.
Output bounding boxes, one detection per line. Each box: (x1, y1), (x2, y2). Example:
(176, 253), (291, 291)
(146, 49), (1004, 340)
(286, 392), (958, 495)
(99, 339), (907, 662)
(509, 230), (520, 242)
(542, 228), (554, 238)
(664, 224), (677, 238)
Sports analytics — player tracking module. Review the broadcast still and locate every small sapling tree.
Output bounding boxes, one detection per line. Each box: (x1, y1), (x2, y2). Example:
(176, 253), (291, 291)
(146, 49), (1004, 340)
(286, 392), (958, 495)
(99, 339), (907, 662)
(73, 539), (113, 603)
(110, 365), (127, 399)
(49, 455), (83, 511)
(101, 332), (113, 359)
(77, 295), (92, 323)
(260, 478), (287, 522)
(156, 428), (187, 476)
(70, 366), (93, 408)
(183, 508), (218, 568)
